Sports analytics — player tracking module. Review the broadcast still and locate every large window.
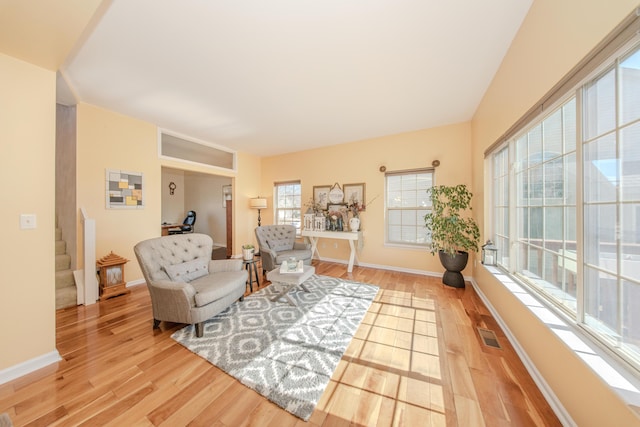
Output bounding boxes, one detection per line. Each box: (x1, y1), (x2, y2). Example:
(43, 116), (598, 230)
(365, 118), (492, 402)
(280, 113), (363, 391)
(385, 169), (433, 246)
(274, 181), (302, 233)
(489, 40), (640, 369)
(513, 98), (578, 312)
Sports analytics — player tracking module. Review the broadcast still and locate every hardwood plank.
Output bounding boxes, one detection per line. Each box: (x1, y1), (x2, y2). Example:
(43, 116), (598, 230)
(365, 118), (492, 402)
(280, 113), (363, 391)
(453, 394), (486, 427)
(0, 260), (561, 427)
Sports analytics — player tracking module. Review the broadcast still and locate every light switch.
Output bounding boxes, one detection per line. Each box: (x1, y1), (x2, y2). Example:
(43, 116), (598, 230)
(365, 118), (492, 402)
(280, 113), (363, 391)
(20, 214), (37, 229)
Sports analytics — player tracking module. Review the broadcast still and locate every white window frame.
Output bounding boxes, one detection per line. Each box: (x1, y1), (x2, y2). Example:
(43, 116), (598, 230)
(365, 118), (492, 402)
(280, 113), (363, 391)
(274, 181), (302, 234)
(384, 168), (434, 247)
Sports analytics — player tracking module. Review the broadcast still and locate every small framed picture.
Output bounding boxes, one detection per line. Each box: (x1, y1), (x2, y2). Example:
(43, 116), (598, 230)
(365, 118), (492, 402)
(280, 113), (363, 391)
(313, 185), (331, 210)
(344, 183), (366, 210)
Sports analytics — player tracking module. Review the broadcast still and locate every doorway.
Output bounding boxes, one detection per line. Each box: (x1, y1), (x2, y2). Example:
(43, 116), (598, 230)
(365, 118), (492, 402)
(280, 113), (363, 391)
(161, 167), (232, 255)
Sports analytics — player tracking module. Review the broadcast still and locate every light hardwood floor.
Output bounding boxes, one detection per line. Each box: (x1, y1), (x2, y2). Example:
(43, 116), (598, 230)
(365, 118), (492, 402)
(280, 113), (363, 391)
(0, 261), (561, 426)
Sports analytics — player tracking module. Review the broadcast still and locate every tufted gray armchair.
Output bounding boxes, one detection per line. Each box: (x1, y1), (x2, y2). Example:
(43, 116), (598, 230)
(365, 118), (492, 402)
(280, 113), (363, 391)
(255, 225), (312, 275)
(134, 233), (247, 337)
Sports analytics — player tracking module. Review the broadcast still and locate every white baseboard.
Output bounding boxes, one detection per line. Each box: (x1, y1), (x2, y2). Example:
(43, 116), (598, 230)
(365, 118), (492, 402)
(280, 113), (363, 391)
(126, 278), (146, 287)
(0, 351), (62, 385)
(313, 256), (472, 281)
(469, 277), (575, 426)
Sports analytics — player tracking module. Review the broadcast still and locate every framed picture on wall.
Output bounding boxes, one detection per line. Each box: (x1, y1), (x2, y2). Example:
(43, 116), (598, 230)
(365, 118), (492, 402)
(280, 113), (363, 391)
(344, 183), (366, 210)
(106, 169), (144, 209)
(313, 185), (330, 210)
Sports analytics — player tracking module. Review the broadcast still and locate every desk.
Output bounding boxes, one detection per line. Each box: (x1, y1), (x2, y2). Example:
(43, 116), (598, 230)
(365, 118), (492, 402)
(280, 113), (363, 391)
(301, 230), (362, 273)
(161, 224), (181, 236)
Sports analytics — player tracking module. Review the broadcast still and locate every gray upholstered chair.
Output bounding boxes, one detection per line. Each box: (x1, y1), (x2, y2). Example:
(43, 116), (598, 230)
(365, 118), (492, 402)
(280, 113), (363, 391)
(134, 233), (247, 337)
(255, 225), (312, 275)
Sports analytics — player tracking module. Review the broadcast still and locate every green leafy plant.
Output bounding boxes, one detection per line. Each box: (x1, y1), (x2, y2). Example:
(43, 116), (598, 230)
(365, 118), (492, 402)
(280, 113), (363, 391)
(424, 184), (480, 256)
(242, 244), (254, 250)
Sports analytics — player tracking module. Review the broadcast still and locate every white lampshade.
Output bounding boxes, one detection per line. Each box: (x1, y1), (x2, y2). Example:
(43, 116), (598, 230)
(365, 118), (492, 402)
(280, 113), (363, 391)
(250, 198), (267, 209)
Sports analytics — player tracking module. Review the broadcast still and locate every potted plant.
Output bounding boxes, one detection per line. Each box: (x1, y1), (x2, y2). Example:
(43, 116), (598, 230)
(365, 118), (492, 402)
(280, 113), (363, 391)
(242, 244), (255, 261)
(424, 184), (480, 288)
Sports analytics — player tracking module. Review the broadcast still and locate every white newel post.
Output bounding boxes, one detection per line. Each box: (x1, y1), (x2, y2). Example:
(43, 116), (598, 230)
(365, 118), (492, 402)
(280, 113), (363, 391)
(80, 208), (99, 305)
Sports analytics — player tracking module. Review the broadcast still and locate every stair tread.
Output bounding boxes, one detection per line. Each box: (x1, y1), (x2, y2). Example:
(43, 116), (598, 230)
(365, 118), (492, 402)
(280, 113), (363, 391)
(56, 286), (77, 309)
(55, 269), (75, 289)
(54, 226), (76, 308)
(55, 254), (71, 271)
(55, 240), (66, 255)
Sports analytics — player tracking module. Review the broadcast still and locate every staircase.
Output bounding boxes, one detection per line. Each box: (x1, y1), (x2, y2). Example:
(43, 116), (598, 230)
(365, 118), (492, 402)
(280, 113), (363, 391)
(55, 225), (77, 309)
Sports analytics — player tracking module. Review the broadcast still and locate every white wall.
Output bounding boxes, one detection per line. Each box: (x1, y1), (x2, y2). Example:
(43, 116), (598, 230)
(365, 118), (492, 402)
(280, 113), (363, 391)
(184, 173), (231, 247)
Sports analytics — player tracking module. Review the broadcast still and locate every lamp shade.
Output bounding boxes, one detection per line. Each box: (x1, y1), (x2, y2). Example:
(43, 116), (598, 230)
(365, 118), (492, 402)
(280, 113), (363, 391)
(250, 198), (267, 209)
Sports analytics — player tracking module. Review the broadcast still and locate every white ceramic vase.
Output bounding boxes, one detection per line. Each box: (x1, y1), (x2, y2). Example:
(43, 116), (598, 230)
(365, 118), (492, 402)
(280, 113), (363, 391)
(349, 217), (360, 232)
(242, 248), (254, 260)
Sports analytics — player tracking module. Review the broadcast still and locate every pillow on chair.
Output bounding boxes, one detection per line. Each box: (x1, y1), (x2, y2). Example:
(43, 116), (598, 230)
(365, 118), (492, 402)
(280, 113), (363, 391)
(164, 258), (209, 282)
(268, 239), (293, 252)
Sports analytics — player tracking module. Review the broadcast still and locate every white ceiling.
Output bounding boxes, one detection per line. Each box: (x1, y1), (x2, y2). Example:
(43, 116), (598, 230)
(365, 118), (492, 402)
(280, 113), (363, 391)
(60, 0), (533, 157)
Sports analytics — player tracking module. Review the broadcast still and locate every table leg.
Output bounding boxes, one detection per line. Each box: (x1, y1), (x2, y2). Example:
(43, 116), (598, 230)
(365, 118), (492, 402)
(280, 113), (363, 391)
(347, 239), (358, 273)
(269, 280), (312, 305)
(245, 262), (255, 292)
(252, 261), (260, 288)
(270, 282), (298, 305)
(308, 236), (320, 260)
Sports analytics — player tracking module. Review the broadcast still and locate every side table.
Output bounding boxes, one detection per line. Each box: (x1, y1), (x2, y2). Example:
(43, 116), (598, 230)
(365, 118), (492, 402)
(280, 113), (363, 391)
(243, 257), (260, 292)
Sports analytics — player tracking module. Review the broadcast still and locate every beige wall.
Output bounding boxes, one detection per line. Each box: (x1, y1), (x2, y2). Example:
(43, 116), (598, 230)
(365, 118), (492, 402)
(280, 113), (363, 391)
(76, 103), (161, 282)
(471, 1), (640, 425)
(0, 53), (57, 370)
(235, 152), (263, 252)
(261, 122), (473, 274)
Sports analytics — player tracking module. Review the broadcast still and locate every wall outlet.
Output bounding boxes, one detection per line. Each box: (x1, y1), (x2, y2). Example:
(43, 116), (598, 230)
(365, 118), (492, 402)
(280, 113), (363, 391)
(20, 214), (37, 229)
(334, 243), (338, 248)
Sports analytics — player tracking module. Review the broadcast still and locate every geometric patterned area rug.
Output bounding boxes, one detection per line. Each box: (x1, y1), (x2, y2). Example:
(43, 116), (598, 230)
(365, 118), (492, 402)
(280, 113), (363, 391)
(171, 274), (379, 421)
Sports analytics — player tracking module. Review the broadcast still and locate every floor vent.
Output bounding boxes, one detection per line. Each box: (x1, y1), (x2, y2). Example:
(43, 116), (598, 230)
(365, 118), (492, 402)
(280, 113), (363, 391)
(477, 327), (501, 349)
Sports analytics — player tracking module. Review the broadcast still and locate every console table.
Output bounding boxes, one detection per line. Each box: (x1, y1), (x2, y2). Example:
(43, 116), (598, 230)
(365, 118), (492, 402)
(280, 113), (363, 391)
(301, 230), (362, 273)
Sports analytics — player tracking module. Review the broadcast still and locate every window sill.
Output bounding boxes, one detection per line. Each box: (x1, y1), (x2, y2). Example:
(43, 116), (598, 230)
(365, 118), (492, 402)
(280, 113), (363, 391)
(477, 265), (640, 419)
(383, 242), (429, 250)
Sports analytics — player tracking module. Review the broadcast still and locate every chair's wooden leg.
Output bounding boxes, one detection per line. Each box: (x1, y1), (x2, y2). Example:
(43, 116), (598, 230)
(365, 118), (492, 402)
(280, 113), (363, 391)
(195, 322), (204, 337)
(153, 319), (161, 329)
